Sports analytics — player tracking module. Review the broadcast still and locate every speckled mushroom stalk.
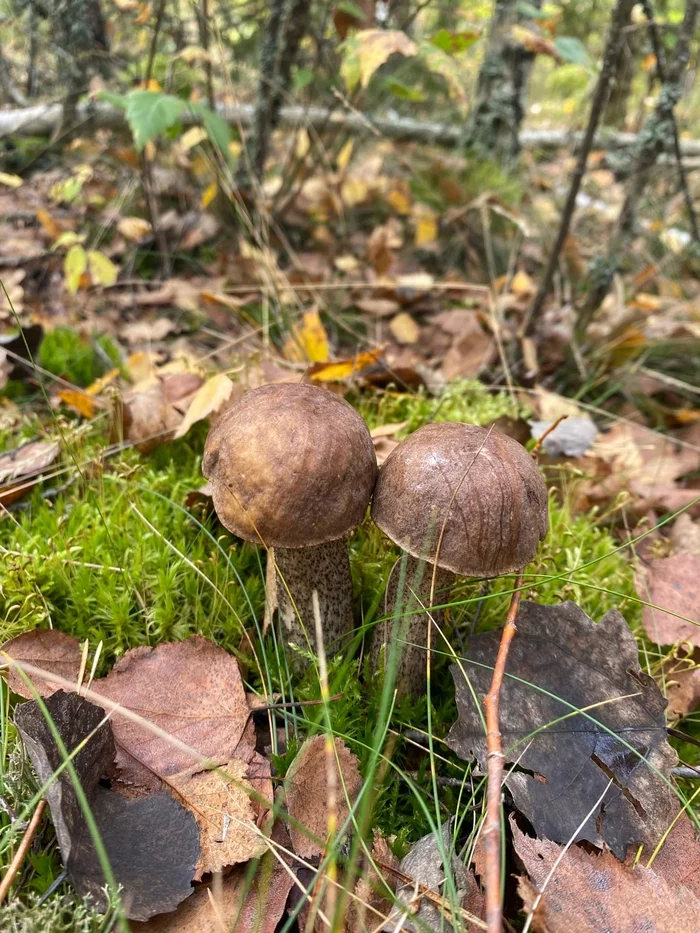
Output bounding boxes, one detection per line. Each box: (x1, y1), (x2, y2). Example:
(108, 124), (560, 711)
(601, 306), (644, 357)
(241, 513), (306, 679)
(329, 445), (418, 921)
(202, 384), (377, 667)
(371, 422), (549, 698)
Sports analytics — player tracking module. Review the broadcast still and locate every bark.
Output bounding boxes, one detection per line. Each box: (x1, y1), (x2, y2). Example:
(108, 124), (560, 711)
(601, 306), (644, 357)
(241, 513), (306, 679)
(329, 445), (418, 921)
(525, 0), (638, 334)
(371, 555), (455, 699)
(581, 0), (700, 327)
(603, 9), (640, 128)
(466, 0), (542, 162)
(265, 540), (355, 669)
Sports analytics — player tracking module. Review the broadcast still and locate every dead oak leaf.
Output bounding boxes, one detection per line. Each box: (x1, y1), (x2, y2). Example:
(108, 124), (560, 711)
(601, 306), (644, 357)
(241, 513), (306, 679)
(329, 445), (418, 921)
(284, 735), (363, 859)
(1, 628), (82, 698)
(512, 818), (700, 933)
(0, 438), (60, 506)
(171, 758), (267, 878)
(92, 637), (253, 794)
(638, 552), (700, 647)
(447, 601), (678, 859)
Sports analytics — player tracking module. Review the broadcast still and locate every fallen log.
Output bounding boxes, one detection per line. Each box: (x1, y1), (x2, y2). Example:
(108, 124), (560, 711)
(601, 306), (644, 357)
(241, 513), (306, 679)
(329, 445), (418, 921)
(3, 99), (700, 156)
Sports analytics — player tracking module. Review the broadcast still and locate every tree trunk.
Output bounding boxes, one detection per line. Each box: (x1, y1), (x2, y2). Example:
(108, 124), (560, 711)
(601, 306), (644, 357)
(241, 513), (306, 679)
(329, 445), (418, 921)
(580, 0), (700, 328)
(466, 0), (542, 163)
(602, 7), (640, 128)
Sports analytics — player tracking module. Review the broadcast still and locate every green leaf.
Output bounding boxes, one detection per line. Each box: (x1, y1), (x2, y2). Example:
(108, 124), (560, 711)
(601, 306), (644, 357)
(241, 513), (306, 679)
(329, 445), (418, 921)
(554, 36), (590, 67)
(64, 245), (87, 295)
(384, 78), (425, 102)
(294, 68), (314, 91)
(97, 90), (129, 111)
(87, 250), (119, 287)
(418, 41), (469, 114)
(125, 90), (186, 150)
(515, 1), (550, 19)
(429, 28), (480, 55)
(337, 0), (366, 17)
(190, 103), (234, 164)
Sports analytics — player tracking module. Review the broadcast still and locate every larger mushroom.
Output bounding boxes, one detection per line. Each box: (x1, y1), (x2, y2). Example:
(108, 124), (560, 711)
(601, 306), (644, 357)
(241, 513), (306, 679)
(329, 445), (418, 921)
(371, 422), (548, 697)
(202, 383), (377, 663)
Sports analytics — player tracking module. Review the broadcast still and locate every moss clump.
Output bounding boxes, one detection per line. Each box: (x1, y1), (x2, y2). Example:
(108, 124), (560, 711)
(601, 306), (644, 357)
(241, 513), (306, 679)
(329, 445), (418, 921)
(39, 328), (122, 388)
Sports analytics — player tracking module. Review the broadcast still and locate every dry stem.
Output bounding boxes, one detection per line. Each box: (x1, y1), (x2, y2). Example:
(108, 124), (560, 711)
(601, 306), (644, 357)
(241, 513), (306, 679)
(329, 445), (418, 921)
(0, 799), (47, 904)
(482, 574), (524, 933)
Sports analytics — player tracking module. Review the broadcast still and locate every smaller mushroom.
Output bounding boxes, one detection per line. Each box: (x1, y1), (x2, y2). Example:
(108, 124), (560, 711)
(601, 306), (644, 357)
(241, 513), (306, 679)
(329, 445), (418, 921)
(371, 422), (548, 697)
(202, 383), (377, 665)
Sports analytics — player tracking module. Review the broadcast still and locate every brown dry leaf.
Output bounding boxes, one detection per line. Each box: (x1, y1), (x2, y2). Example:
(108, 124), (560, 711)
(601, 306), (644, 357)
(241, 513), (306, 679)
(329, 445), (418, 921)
(0, 439), (60, 507)
(644, 814), (700, 898)
(173, 373), (235, 439)
(124, 382), (183, 453)
(1, 629), (82, 698)
(92, 637), (253, 794)
(433, 309), (495, 381)
(664, 665), (700, 719)
(170, 758), (267, 877)
(122, 318), (176, 344)
(671, 514), (700, 556)
(367, 220), (402, 276)
(370, 421), (408, 465)
(389, 312), (420, 345)
(348, 830), (399, 933)
(638, 552), (700, 647)
(350, 28), (417, 89)
(284, 735), (362, 858)
(0, 268), (25, 317)
(119, 216), (153, 241)
(447, 602), (679, 859)
(512, 818), (700, 933)
(354, 297), (400, 317)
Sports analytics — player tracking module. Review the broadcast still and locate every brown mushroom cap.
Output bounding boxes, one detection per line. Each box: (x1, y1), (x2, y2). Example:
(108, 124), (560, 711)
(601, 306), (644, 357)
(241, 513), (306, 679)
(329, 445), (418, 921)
(371, 422), (548, 577)
(202, 383), (378, 549)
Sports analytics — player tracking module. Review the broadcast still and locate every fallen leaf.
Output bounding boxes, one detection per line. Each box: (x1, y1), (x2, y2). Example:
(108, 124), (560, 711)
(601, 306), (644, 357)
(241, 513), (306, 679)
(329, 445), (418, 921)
(1, 629), (83, 698)
(122, 318), (177, 344)
(414, 205), (438, 247)
(512, 818), (700, 933)
(389, 312), (420, 345)
(348, 830), (400, 933)
(435, 310), (495, 381)
(92, 637), (253, 794)
(58, 388), (97, 419)
(396, 821), (484, 933)
(0, 268), (26, 317)
(367, 220), (402, 276)
(64, 244), (87, 295)
(282, 309), (330, 363)
(354, 297), (400, 317)
(308, 348), (383, 384)
(530, 417), (598, 457)
(124, 381), (183, 452)
(369, 421), (408, 465)
(88, 250), (119, 287)
(638, 552), (700, 647)
(284, 735), (362, 859)
(0, 439), (60, 507)
(174, 372), (235, 439)
(170, 758), (267, 877)
(670, 514), (700, 556)
(0, 172), (23, 188)
(15, 691), (200, 920)
(664, 664), (700, 719)
(447, 601), (679, 859)
(510, 269), (536, 298)
(644, 813), (700, 898)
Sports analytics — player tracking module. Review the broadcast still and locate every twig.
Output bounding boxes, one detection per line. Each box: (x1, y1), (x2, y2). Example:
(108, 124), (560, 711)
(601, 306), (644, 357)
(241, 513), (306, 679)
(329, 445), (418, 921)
(199, 0), (215, 111)
(525, 0), (637, 333)
(482, 574), (524, 933)
(641, 0), (700, 244)
(145, 0), (167, 84)
(0, 799), (47, 904)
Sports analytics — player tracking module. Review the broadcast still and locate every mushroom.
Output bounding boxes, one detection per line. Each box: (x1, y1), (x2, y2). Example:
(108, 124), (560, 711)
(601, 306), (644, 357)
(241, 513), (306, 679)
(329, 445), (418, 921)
(202, 383), (377, 664)
(370, 422), (548, 697)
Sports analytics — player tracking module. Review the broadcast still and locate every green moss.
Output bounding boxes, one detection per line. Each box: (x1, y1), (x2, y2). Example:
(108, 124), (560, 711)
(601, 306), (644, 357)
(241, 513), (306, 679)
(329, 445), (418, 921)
(38, 328), (122, 388)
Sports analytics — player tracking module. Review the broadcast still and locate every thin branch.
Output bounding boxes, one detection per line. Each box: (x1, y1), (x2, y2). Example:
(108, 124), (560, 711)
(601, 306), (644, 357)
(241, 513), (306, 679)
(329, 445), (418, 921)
(482, 574), (524, 933)
(0, 799), (47, 904)
(525, 0), (637, 333)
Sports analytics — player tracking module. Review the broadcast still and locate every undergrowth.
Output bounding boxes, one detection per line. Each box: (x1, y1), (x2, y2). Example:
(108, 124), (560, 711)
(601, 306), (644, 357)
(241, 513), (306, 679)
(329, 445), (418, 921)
(0, 377), (692, 927)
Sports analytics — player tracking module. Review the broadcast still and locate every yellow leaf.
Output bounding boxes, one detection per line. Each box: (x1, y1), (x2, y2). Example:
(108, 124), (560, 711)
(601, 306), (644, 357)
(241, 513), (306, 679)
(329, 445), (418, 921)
(562, 97), (576, 115)
(88, 251), (119, 287)
(86, 368), (121, 396)
(418, 42), (469, 114)
(389, 312), (420, 344)
(309, 348), (383, 383)
(179, 126), (208, 152)
(118, 216), (152, 241)
(64, 245), (87, 295)
(336, 140), (354, 172)
(641, 53), (657, 72)
(58, 389), (96, 419)
(52, 231), (86, 251)
(295, 129), (311, 159)
(200, 182), (217, 209)
(414, 206), (438, 246)
(283, 310), (330, 363)
(340, 177), (369, 208)
(387, 186), (412, 215)
(127, 351), (160, 383)
(0, 172), (23, 188)
(174, 373), (235, 438)
(511, 269), (536, 297)
(343, 29), (417, 92)
(36, 208), (61, 239)
(334, 254), (360, 273)
(135, 5), (154, 27)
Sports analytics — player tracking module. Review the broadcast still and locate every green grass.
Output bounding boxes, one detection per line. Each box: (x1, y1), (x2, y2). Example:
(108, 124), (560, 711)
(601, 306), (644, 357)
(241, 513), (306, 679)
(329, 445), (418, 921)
(0, 377), (695, 929)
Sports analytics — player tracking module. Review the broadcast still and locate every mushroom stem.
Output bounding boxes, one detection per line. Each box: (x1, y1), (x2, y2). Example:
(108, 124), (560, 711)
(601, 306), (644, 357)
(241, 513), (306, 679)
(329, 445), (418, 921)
(265, 540), (354, 667)
(371, 554), (455, 698)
